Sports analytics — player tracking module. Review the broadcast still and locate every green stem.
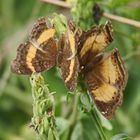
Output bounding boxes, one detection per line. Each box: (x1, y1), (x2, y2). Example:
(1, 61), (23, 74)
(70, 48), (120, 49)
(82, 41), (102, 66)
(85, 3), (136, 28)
(78, 83), (107, 140)
(67, 92), (80, 140)
(90, 108), (107, 140)
(69, 92), (80, 125)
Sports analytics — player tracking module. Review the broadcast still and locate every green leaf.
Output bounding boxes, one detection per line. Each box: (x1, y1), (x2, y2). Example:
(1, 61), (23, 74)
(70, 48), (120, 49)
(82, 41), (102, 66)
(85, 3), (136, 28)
(50, 13), (67, 37)
(71, 122), (83, 140)
(48, 128), (54, 140)
(112, 133), (133, 140)
(71, 116), (98, 140)
(52, 128), (60, 140)
(56, 117), (69, 135)
(99, 113), (112, 130)
(80, 93), (91, 112)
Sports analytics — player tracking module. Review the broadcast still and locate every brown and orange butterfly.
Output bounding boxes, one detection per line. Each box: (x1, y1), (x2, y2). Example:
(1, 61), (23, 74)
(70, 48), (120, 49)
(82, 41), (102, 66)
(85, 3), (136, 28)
(78, 21), (128, 119)
(11, 17), (79, 91)
(11, 18), (128, 119)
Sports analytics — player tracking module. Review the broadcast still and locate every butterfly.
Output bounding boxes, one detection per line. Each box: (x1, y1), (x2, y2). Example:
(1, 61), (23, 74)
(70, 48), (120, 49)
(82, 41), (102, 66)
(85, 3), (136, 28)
(78, 21), (128, 119)
(11, 17), (79, 91)
(11, 18), (128, 119)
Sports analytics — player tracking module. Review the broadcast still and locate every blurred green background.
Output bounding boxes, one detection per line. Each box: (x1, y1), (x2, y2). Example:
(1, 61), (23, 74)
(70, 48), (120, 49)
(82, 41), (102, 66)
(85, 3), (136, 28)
(0, 0), (140, 140)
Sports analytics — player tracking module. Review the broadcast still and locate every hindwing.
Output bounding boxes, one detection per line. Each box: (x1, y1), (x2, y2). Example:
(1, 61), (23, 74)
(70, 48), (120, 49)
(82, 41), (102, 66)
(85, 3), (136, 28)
(84, 49), (128, 119)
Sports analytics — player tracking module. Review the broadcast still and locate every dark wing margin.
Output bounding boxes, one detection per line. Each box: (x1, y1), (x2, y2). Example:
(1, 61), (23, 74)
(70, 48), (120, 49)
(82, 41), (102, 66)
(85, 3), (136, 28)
(29, 17), (55, 44)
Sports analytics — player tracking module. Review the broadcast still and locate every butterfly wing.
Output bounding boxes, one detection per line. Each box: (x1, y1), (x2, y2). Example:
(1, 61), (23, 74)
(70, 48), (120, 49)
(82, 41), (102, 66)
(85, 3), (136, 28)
(68, 20), (82, 39)
(78, 21), (113, 67)
(57, 30), (79, 91)
(11, 38), (57, 74)
(84, 49), (128, 119)
(29, 17), (55, 44)
(11, 17), (57, 74)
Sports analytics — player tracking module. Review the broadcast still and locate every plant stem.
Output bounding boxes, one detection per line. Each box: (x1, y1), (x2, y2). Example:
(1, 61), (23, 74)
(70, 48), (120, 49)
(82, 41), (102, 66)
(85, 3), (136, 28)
(69, 92), (80, 125)
(41, 0), (70, 8)
(90, 108), (108, 140)
(103, 12), (140, 28)
(67, 92), (80, 140)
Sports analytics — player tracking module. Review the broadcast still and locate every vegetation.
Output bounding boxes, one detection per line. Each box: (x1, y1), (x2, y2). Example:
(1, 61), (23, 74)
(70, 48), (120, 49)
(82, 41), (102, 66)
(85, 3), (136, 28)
(0, 0), (140, 140)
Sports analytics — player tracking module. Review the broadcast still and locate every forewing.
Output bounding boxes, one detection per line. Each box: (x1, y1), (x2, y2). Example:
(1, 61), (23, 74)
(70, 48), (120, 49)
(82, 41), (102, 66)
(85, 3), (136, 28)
(57, 30), (79, 91)
(68, 20), (82, 40)
(85, 48), (128, 119)
(78, 21), (113, 67)
(29, 17), (55, 44)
